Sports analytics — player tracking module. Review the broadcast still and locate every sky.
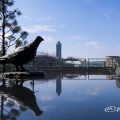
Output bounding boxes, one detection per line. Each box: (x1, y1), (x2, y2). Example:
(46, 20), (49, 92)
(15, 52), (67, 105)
(13, 0), (120, 58)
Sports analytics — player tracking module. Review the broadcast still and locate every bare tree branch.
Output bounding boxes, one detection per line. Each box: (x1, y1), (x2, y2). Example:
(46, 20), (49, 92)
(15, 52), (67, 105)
(6, 36), (22, 50)
(5, 28), (12, 34)
(5, 32), (15, 38)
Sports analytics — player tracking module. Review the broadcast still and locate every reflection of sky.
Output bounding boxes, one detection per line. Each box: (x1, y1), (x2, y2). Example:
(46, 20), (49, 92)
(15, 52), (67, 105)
(88, 75), (109, 80)
(62, 74), (115, 80)
(37, 80), (120, 120)
(18, 79), (120, 120)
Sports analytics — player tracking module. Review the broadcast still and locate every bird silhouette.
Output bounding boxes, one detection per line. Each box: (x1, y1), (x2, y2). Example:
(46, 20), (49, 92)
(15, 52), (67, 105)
(0, 36), (44, 71)
(0, 81), (43, 116)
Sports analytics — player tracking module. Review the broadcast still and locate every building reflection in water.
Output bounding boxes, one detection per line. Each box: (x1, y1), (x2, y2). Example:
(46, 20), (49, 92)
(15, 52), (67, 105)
(56, 76), (62, 96)
(116, 79), (120, 88)
(55, 74), (117, 96)
(0, 79), (43, 120)
(106, 75), (115, 80)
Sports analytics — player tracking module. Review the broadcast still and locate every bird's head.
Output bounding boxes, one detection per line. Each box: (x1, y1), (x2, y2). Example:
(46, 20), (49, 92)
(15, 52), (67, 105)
(32, 36), (44, 46)
(35, 36), (44, 43)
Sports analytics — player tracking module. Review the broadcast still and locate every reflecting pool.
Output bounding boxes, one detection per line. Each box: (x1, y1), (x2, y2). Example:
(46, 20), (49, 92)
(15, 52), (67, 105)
(0, 74), (120, 120)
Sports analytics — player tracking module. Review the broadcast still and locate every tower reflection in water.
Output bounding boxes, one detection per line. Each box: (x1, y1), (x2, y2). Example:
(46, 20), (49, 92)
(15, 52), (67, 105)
(116, 79), (120, 88)
(56, 76), (62, 96)
(0, 79), (43, 120)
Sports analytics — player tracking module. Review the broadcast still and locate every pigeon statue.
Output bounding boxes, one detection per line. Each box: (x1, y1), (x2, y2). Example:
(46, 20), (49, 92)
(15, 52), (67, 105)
(0, 36), (44, 71)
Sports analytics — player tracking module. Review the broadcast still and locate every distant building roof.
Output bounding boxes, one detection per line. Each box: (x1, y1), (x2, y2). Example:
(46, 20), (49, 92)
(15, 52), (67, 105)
(106, 56), (120, 58)
(56, 41), (61, 46)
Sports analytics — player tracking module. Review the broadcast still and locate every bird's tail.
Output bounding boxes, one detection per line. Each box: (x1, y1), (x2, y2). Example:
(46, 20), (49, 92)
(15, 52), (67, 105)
(0, 58), (7, 64)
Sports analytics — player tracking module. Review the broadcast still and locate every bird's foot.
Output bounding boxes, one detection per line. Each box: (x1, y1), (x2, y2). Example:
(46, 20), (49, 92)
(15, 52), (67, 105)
(22, 69), (29, 72)
(16, 69), (29, 72)
(20, 65), (29, 72)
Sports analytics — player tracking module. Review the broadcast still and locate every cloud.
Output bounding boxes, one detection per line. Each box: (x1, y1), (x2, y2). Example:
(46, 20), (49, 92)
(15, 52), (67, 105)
(86, 85), (105, 96)
(59, 24), (67, 29)
(44, 16), (52, 21)
(113, 24), (120, 27)
(23, 25), (56, 33)
(81, 0), (97, 4)
(43, 36), (55, 43)
(42, 105), (56, 111)
(39, 95), (54, 102)
(99, 7), (118, 19)
(102, 12), (111, 18)
(117, 46), (120, 50)
(36, 16), (52, 21)
(68, 35), (87, 41)
(23, 15), (52, 22)
(85, 41), (104, 49)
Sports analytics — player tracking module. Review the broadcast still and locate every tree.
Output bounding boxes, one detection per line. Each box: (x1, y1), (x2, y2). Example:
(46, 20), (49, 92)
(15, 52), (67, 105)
(0, 0), (28, 56)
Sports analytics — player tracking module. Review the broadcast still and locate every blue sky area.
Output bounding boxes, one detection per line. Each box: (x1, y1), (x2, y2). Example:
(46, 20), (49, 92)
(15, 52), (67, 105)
(14, 0), (120, 58)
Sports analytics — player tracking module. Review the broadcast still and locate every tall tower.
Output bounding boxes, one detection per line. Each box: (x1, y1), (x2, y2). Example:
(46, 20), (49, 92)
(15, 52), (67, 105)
(56, 41), (62, 59)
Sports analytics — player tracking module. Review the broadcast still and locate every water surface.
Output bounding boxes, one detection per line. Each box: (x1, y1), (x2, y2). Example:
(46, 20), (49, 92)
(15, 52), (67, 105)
(0, 74), (120, 120)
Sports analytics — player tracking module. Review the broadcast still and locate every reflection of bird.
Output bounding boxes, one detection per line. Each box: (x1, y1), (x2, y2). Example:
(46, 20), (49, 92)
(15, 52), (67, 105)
(0, 36), (44, 71)
(0, 82), (43, 116)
